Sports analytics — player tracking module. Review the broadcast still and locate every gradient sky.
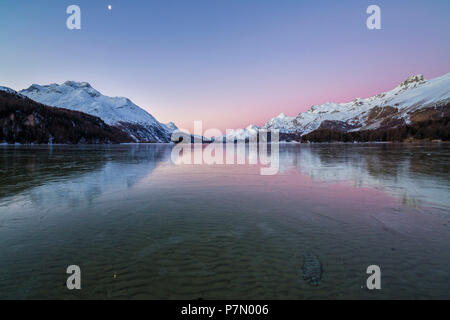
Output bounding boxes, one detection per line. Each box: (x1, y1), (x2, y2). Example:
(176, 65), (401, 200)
(1, 0), (449, 132)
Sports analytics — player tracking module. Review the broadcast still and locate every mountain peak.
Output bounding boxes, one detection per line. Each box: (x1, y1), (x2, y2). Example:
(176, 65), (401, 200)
(0, 86), (26, 99)
(246, 124), (259, 130)
(399, 74), (426, 88)
(23, 81), (96, 94)
(0, 86), (17, 95)
(63, 81), (92, 89)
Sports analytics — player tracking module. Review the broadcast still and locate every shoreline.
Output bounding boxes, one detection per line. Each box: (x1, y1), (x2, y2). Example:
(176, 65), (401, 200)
(1, 140), (448, 146)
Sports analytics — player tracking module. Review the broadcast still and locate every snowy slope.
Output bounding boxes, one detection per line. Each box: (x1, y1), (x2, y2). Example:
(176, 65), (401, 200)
(1, 87), (134, 144)
(295, 73), (449, 134)
(223, 73), (450, 140)
(263, 113), (296, 133)
(20, 81), (176, 142)
(0, 86), (18, 95)
(164, 122), (178, 132)
(0, 86), (26, 99)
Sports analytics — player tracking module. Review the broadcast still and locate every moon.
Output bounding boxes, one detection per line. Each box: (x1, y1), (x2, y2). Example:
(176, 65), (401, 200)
(108, 5), (112, 10)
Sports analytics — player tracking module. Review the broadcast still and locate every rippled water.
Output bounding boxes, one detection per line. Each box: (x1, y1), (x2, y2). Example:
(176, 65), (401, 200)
(0, 143), (449, 299)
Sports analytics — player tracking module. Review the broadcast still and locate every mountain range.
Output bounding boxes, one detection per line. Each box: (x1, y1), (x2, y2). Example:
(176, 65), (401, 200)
(1, 72), (449, 144)
(221, 73), (450, 142)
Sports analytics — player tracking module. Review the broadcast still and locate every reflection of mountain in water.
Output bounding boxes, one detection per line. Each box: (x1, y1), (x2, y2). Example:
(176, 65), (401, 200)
(0, 145), (172, 205)
(277, 144), (450, 209)
(1, 143), (448, 211)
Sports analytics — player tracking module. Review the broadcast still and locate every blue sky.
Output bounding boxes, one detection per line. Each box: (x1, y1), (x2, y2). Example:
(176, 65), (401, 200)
(1, 0), (449, 131)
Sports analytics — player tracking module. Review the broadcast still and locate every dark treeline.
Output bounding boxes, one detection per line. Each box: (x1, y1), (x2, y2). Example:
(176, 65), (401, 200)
(301, 116), (450, 143)
(0, 90), (133, 144)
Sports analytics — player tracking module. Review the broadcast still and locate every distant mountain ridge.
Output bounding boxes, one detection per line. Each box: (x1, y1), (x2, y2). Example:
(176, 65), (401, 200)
(20, 81), (177, 143)
(220, 73), (450, 142)
(0, 86), (22, 96)
(4, 72), (450, 144)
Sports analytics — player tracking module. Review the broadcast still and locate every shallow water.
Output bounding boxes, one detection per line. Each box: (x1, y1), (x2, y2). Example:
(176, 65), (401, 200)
(0, 143), (449, 299)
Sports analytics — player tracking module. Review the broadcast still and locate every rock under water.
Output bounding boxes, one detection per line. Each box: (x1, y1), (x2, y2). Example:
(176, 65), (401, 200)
(303, 252), (322, 286)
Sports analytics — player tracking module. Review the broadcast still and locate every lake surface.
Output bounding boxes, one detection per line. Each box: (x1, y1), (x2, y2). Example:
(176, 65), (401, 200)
(0, 143), (449, 299)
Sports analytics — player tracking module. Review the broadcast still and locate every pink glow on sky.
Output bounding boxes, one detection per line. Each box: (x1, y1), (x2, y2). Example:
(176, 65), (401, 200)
(150, 69), (448, 134)
(1, 1), (449, 133)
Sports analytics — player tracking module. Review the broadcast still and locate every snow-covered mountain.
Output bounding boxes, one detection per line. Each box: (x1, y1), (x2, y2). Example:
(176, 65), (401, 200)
(220, 73), (450, 141)
(219, 125), (261, 141)
(1, 87), (133, 144)
(0, 86), (26, 98)
(20, 81), (176, 142)
(0, 86), (18, 95)
(164, 122), (178, 132)
(263, 113), (296, 133)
